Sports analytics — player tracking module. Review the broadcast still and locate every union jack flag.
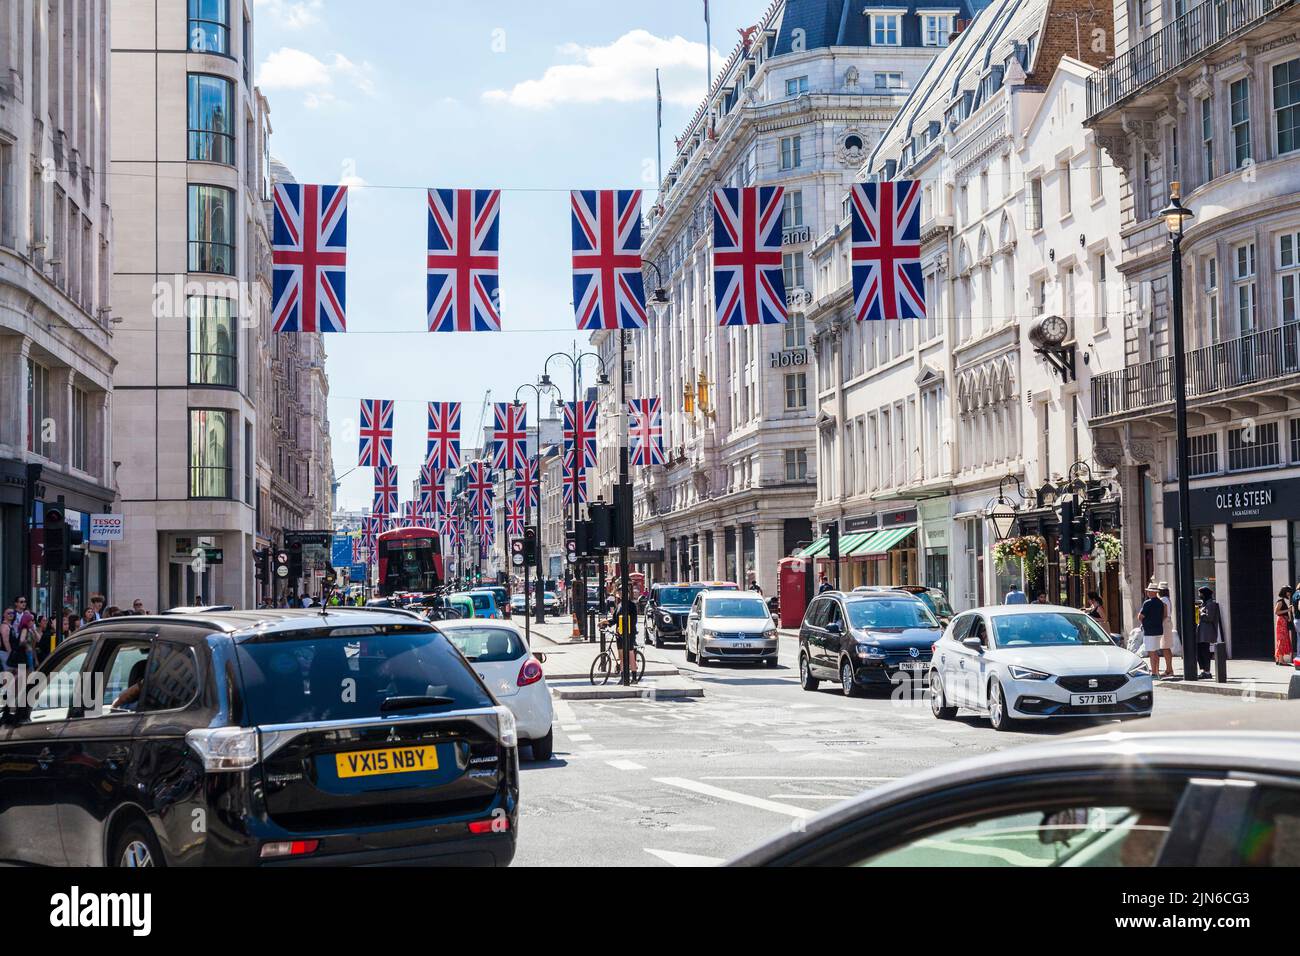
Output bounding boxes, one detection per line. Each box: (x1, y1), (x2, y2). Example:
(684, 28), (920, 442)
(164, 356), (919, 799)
(506, 489), (525, 537)
(425, 402), (461, 472)
(419, 463), (441, 515)
(571, 189), (648, 330)
(628, 397), (666, 467)
(400, 500), (415, 527)
(562, 449), (588, 507)
(436, 509), (456, 542)
(850, 181), (925, 322)
(516, 457), (539, 510)
(272, 183), (348, 333)
(361, 514), (379, 560)
(358, 399), (394, 469)
(467, 461), (494, 516)
(427, 188), (501, 332)
(473, 509), (493, 545)
(373, 464), (398, 515)
(491, 402), (528, 473)
(712, 185), (786, 326)
(563, 400), (597, 470)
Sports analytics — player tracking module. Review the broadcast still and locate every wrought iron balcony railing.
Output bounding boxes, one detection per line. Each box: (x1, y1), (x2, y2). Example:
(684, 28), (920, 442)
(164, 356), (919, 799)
(1086, 0), (1294, 119)
(1091, 322), (1300, 418)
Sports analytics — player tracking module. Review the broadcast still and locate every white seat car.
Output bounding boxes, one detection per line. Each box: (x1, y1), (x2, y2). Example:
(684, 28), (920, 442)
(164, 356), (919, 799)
(684, 590), (779, 667)
(437, 619), (555, 760)
(929, 605), (1153, 731)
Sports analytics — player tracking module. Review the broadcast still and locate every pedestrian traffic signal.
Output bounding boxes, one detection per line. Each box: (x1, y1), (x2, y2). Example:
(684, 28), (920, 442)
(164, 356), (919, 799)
(523, 527), (537, 565)
(42, 508), (67, 571)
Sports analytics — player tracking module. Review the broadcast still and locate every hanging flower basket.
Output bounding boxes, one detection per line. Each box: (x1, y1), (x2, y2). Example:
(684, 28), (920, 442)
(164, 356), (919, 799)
(1064, 531), (1123, 578)
(991, 534), (1047, 586)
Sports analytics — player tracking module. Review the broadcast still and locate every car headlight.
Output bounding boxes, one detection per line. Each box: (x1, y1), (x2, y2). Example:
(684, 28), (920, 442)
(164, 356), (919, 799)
(1007, 665), (1051, 681)
(660, 611), (673, 624)
(1127, 660), (1151, 677)
(763, 627), (777, 639)
(856, 643), (887, 658)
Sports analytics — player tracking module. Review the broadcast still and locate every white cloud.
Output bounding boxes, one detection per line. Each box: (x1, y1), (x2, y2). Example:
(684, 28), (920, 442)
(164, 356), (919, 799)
(254, 0), (324, 30)
(483, 30), (717, 110)
(256, 47), (376, 108)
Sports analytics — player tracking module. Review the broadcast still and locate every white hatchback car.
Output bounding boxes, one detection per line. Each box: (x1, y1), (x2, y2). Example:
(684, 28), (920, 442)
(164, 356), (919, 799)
(684, 590), (779, 667)
(929, 605), (1153, 731)
(437, 619), (555, 760)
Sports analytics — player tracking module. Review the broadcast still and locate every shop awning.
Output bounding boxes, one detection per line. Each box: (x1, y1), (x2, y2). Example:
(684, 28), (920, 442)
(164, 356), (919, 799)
(836, 532), (874, 556)
(855, 524), (917, 556)
(799, 536), (829, 557)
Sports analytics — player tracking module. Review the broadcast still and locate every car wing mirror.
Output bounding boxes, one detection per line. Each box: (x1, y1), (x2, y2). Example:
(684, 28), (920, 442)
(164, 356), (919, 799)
(961, 636), (984, 651)
(826, 620), (842, 635)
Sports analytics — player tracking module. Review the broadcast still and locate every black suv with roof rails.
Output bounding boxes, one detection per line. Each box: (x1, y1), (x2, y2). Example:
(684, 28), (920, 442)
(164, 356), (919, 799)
(0, 609), (519, 866)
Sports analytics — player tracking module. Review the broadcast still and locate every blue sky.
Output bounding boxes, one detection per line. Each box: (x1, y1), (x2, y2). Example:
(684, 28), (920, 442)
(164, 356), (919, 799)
(253, 0), (756, 511)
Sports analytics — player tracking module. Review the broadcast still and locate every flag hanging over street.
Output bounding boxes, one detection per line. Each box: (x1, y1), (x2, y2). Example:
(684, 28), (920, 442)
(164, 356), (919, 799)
(373, 464), (398, 515)
(436, 509), (456, 542)
(850, 180), (925, 322)
(425, 401), (462, 472)
(427, 188), (502, 332)
(506, 490), (525, 537)
(516, 456), (539, 510)
(361, 514), (379, 561)
(562, 449), (587, 506)
(272, 183), (348, 333)
(467, 461), (494, 516)
(358, 399), (394, 468)
(491, 402), (529, 472)
(628, 397), (666, 467)
(418, 463), (440, 515)
(563, 400), (598, 470)
(474, 509), (494, 545)
(712, 185), (786, 326)
(571, 189), (648, 330)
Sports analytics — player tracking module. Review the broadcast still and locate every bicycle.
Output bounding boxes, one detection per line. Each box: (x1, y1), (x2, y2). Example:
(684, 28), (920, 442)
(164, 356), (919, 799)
(589, 626), (646, 685)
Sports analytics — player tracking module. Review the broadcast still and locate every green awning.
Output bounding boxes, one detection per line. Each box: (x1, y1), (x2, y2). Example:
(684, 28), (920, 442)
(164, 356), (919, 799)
(835, 532), (872, 556)
(799, 536), (829, 557)
(855, 524), (917, 556)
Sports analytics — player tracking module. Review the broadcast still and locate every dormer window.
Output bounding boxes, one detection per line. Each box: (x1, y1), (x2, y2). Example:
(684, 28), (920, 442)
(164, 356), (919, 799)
(869, 11), (903, 45)
(922, 12), (958, 46)
(785, 75), (809, 97)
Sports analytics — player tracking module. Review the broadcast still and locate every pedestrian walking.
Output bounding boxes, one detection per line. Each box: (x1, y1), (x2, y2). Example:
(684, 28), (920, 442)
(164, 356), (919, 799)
(1004, 585), (1027, 604)
(817, 572), (832, 594)
(1276, 587), (1295, 666)
(1084, 591), (1105, 622)
(1139, 581), (1173, 678)
(131, 599), (147, 615)
(0, 607), (15, 670)
(1196, 587), (1224, 679)
(88, 593), (105, 620)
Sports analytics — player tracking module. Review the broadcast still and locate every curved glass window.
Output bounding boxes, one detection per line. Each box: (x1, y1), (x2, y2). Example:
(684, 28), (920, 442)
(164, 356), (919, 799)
(188, 0), (230, 54)
(188, 74), (234, 165)
(188, 296), (237, 386)
(189, 408), (232, 498)
(188, 184), (235, 275)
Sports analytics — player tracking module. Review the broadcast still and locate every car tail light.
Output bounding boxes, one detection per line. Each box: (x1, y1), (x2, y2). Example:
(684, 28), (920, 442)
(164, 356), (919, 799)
(259, 840), (319, 859)
(186, 727), (259, 771)
(517, 658), (543, 686)
(468, 817), (510, 835)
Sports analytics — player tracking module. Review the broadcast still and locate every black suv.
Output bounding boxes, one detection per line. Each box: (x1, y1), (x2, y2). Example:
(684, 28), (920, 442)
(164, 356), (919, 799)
(0, 610), (519, 866)
(798, 591), (943, 697)
(643, 582), (738, 647)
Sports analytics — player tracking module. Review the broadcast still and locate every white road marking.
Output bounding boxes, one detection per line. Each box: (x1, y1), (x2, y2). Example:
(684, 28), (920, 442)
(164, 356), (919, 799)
(606, 759), (646, 771)
(653, 777), (816, 818)
(768, 794), (851, 801)
(644, 848), (725, 867)
(702, 775), (898, 781)
(569, 733), (593, 742)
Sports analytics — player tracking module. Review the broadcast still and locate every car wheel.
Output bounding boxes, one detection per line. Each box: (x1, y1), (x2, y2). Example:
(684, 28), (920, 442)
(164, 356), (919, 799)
(653, 628), (663, 649)
(840, 659), (861, 698)
(112, 821), (163, 868)
(930, 669), (957, 719)
(685, 636), (696, 663)
(988, 680), (1015, 731)
(530, 728), (554, 762)
(799, 654), (819, 691)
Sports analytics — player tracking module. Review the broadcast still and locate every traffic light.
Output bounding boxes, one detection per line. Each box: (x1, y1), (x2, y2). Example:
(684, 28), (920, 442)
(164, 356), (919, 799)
(523, 527), (537, 565)
(43, 508), (67, 571)
(828, 523), (840, 563)
(254, 548), (268, 582)
(286, 539), (303, 579)
(574, 519), (593, 558)
(589, 501), (613, 551)
(612, 485), (633, 548)
(66, 526), (84, 570)
(1058, 495), (1090, 556)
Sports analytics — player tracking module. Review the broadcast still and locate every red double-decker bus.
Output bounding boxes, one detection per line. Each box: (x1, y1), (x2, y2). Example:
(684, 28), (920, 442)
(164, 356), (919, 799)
(376, 527), (443, 597)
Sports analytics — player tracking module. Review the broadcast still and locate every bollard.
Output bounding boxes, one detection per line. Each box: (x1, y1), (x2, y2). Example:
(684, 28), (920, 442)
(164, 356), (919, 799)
(1213, 641), (1228, 683)
(588, 609), (598, 644)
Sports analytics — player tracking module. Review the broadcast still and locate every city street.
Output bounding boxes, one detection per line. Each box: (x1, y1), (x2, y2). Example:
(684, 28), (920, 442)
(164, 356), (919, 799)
(515, 634), (1249, 866)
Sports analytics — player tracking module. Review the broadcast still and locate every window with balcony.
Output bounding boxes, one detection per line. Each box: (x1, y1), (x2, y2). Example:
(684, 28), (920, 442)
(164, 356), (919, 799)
(188, 0), (230, 54)
(784, 372), (807, 410)
(871, 14), (901, 45)
(1188, 433), (1218, 477)
(1279, 232), (1300, 325)
(188, 296), (238, 386)
(780, 135), (801, 170)
(188, 184), (234, 275)
(187, 74), (234, 165)
(1188, 106), (1208, 194)
(782, 188), (803, 228)
(1230, 78), (1252, 170)
(1276, 58), (1300, 155)
(1228, 421), (1279, 472)
(1235, 242), (1257, 334)
(190, 409), (232, 498)
(923, 14), (954, 46)
(785, 75), (809, 97)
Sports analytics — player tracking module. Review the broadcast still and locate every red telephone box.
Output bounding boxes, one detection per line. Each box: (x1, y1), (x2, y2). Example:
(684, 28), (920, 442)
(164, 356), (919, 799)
(778, 556), (812, 629)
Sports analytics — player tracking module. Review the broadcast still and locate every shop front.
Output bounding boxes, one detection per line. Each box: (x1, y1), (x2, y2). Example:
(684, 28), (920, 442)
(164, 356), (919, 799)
(808, 509), (919, 590)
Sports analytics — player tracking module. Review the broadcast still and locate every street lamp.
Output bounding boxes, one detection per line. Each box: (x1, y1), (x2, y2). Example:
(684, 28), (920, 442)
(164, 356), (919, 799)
(1159, 182), (1197, 681)
(515, 382), (560, 630)
(988, 501), (1019, 542)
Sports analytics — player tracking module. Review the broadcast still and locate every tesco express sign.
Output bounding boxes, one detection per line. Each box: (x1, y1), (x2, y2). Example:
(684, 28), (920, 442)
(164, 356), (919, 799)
(89, 514), (125, 541)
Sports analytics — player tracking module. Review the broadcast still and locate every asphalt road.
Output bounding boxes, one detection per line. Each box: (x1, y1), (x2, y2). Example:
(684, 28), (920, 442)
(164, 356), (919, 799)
(512, 635), (1251, 867)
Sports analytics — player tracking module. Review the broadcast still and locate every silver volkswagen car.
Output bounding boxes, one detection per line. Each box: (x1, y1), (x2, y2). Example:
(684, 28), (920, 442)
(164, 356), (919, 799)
(684, 590), (779, 667)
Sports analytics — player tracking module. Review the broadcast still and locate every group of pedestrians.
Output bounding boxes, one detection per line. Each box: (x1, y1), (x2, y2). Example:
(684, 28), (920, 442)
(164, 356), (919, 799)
(1137, 580), (1230, 679)
(0, 593), (148, 676)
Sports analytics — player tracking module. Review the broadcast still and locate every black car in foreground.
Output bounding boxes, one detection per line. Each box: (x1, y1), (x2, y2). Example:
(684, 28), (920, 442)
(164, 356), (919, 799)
(732, 701), (1300, 866)
(798, 590), (942, 696)
(0, 609), (519, 866)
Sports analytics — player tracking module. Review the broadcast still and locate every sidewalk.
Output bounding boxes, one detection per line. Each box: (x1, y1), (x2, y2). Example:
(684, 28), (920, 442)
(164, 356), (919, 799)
(518, 615), (704, 700)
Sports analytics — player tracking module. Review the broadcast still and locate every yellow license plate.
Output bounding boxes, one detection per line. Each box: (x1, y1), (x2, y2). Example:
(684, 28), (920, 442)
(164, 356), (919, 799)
(335, 745), (439, 779)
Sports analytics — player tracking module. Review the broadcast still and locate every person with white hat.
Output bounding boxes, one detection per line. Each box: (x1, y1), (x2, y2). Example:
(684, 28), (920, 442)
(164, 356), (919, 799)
(1138, 581), (1174, 678)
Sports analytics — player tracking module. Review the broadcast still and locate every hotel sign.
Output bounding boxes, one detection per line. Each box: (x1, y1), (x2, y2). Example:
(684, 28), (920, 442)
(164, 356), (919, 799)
(1164, 477), (1300, 525)
(769, 348), (809, 368)
(782, 225), (811, 245)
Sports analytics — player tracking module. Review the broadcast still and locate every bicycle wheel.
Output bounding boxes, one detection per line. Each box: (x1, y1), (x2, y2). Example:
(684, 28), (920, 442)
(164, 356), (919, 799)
(631, 649), (647, 684)
(589, 652), (613, 686)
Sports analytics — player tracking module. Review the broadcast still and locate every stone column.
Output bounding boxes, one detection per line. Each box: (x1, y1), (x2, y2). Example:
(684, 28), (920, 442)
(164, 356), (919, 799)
(755, 521), (784, 597)
(0, 336), (31, 451)
(48, 366), (73, 469)
(712, 523), (726, 579)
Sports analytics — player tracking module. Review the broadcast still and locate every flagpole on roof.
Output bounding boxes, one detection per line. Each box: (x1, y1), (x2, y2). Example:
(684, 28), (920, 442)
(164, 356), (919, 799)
(703, 0), (713, 102)
(655, 68), (663, 197)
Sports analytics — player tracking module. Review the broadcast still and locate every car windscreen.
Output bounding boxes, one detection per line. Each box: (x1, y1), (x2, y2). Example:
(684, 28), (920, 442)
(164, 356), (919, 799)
(234, 624), (493, 725)
(846, 598), (939, 630)
(468, 593), (492, 610)
(703, 596), (770, 618)
(991, 612), (1114, 647)
(442, 626), (526, 663)
(658, 587), (705, 606)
